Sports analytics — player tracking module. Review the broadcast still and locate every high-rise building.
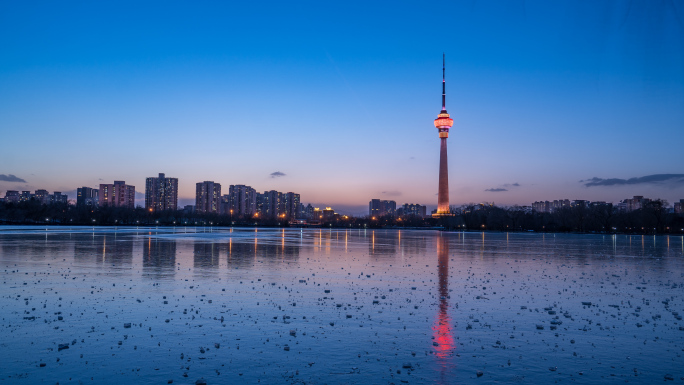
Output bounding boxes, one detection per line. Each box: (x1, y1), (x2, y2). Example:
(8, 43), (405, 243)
(20, 191), (32, 202)
(262, 190), (283, 218)
(34, 189), (50, 204)
(304, 203), (314, 219)
(220, 194), (231, 216)
(284, 192), (301, 219)
(618, 196), (652, 212)
(401, 203), (427, 217)
(50, 192), (68, 204)
(195, 181), (221, 214)
(532, 201), (552, 213)
(534, 199), (593, 213)
(145, 173), (178, 212)
(674, 199), (683, 214)
(278, 193), (287, 217)
(228, 185), (257, 217)
(369, 199), (380, 217)
(3, 190), (19, 203)
(77, 187), (99, 207)
(369, 199), (396, 217)
(256, 192), (265, 216)
(99, 181), (136, 208)
(552, 199), (571, 211)
(322, 207), (336, 220)
(433, 54), (454, 217)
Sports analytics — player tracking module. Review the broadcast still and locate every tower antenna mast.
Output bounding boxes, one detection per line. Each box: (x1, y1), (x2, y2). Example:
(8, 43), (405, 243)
(442, 53), (446, 111)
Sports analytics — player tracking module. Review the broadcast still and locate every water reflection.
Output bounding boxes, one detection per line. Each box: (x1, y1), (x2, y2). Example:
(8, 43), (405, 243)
(433, 234), (455, 381)
(193, 241), (221, 270)
(142, 237), (176, 279)
(73, 234), (133, 269)
(226, 240), (300, 267)
(1, 233), (73, 262)
(368, 230), (398, 257)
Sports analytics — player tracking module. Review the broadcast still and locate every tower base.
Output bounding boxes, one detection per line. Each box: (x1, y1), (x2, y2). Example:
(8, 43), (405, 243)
(431, 212), (455, 218)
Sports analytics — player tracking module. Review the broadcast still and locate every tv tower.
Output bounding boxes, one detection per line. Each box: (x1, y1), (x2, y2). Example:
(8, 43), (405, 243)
(433, 54), (454, 216)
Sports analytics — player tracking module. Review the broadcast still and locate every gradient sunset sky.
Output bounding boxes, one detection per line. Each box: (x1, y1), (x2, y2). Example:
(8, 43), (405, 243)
(1, 1), (683, 215)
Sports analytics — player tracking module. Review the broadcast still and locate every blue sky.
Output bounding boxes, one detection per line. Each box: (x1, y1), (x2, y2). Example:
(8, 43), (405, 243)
(1, 1), (683, 215)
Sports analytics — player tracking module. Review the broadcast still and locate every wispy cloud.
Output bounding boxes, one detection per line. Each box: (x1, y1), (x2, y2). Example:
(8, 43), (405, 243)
(0, 174), (27, 183)
(485, 182), (519, 192)
(381, 190), (402, 197)
(581, 174), (684, 187)
(270, 171), (286, 178)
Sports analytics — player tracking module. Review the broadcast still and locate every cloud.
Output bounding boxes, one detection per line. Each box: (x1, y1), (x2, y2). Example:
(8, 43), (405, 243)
(0, 174), (27, 183)
(270, 171), (286, 178)
(485, 183), (519, 192)
(381, 190), (402, 197)
(581, 174), (684, 187)
(135, 191), (145, 198)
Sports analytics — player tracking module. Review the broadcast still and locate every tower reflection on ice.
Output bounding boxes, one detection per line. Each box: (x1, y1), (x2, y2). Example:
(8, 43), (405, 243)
(432, 235), (455, 361)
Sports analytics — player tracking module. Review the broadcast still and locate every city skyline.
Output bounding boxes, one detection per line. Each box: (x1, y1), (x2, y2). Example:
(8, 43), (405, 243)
(1, 2), (683, 215)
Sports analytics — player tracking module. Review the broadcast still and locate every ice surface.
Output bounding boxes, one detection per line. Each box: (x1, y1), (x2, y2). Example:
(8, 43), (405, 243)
(1, 226), (683, 383)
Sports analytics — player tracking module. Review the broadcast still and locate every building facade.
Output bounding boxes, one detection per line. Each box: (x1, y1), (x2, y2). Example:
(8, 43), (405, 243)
(145, 173), (179, 212)
(77, 187), (99, 207)
(195, 181), (221, 214)
(369, 199), (397, 217)
(614, 196), (653, 212)
(34, 189), (50, 204)
(3, 190), (19, 203)
(532, 199), (573, 213)
(400, 203), (427, 217)
(51, 192), (68, 204)
(20, 191), (32, 202)
(4, 190), (68, 205)
(284, 192), (301, 219)
(99, 181), (136, 208)
(228, 185), (257, 217)
(262, 190), (283, 218)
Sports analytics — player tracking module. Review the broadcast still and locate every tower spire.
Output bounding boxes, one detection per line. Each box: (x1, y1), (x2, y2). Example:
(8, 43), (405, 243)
(442, 53), (446, 111)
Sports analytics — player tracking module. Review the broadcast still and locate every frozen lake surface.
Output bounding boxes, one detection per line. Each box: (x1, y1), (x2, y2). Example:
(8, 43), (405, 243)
(1, 226), (683, 384)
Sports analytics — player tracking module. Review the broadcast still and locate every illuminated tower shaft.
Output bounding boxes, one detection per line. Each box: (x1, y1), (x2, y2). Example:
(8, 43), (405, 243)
(438, 132), (449, 213)
(434, 54), (454, 215)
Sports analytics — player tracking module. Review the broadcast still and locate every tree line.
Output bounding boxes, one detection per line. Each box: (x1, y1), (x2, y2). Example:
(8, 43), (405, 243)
(0, 199), (682, 234)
